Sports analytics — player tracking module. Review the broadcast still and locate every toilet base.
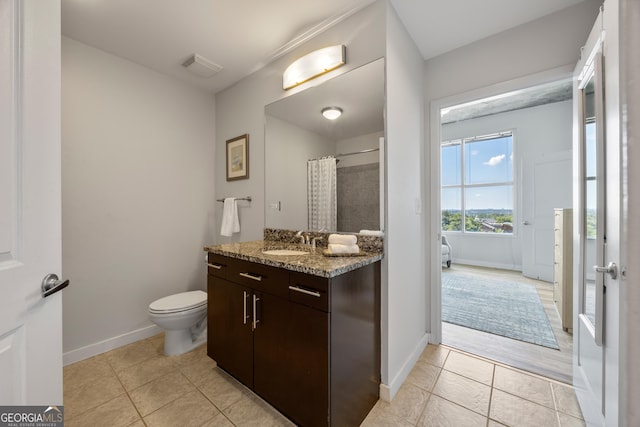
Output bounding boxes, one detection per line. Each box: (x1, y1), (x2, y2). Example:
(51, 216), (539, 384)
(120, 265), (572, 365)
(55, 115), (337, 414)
(163, 325), (207, 356)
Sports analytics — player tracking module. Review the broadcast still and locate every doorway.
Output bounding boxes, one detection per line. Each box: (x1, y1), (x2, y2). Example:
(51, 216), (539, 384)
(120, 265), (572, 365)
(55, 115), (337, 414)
(431, 76), (575, 383)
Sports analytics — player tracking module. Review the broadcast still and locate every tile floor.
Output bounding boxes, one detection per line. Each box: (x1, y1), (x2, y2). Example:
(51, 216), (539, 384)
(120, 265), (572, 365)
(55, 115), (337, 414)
(361, 345), (585, 427)
(63, 334), (585, 426)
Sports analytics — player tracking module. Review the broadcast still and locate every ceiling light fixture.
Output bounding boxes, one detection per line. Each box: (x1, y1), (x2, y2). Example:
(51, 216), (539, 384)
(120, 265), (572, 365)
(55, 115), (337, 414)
(321, 107), (343, 120)
(282, 45), (346, 90)
(182, 54), (223, 78)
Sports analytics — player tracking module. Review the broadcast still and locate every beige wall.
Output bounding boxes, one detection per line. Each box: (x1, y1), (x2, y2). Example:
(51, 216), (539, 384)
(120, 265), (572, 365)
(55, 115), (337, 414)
(62, 37), (216, 362)
(264, 116), (335, 230)
(383, 1), (427, 398)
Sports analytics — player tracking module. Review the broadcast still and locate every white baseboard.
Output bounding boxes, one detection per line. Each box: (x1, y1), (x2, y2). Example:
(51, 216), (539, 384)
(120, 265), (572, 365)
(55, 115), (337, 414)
(379, 333), (430, 402)
(452, 258), (522, 272)
(63, 325), (163, 366)
(379, 383), (391, 402)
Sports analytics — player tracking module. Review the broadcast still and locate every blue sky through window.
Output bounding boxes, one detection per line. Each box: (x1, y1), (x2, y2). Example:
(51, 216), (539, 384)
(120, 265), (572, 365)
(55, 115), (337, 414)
(442, 135), (513, 211)
(441, 144), (461, 186)
(465, 137), (513, 186)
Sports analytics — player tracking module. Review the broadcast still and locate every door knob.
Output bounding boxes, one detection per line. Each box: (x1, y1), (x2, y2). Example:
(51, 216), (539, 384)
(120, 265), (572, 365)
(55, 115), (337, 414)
(594, 262), (618, 280)
(41, 273), (70, 298)
(522, 220), (531, 225)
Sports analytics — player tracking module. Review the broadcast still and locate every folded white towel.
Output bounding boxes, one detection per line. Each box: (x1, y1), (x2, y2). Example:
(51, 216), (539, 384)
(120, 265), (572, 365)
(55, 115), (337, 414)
(359, 230), (384, 237)
(328, 234), (357, 246)
(220, 198), (240, 237)
(327, 244), (360, 254)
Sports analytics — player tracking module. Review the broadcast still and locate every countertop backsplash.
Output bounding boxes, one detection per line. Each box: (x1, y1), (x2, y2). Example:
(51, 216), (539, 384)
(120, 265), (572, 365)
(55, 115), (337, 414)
(263, 228), (384, 254)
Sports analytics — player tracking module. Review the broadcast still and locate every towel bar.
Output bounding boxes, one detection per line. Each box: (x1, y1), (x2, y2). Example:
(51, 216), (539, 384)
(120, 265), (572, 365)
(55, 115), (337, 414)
(217, 196), (252, 203)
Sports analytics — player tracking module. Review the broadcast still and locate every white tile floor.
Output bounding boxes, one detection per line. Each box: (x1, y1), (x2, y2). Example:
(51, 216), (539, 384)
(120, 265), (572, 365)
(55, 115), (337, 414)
(64, 334), (585, 426)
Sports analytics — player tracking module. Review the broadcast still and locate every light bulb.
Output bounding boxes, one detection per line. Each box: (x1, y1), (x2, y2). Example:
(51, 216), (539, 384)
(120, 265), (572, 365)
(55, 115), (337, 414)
(321, 107), (343, 120)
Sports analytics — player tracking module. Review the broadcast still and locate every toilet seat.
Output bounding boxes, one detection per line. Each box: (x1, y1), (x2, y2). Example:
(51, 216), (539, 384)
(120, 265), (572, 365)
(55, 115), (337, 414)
(149, 290), (207, 314)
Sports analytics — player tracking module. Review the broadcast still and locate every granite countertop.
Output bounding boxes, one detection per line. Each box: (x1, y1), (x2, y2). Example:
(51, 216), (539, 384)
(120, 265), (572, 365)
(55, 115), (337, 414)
(204, 240), (383, 278)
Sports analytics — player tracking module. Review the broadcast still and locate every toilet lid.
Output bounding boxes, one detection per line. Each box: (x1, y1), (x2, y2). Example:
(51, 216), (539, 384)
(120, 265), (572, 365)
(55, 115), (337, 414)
(149, 290), (207, 313)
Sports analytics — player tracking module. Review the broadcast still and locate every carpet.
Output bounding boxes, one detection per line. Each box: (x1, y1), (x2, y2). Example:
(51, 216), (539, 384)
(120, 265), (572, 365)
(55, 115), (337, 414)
(442, 272), (559, 350)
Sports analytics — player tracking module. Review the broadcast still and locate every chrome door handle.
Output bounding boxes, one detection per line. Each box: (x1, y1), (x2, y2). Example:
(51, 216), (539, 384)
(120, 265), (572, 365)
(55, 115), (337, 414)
(239, 272), (263, 282)
(243, 291), (249, 325)
(594, 262), (618, 280)
(289, 285), (321, 298)
(41, 273), (69, 298)
(252, 295), (260, 330)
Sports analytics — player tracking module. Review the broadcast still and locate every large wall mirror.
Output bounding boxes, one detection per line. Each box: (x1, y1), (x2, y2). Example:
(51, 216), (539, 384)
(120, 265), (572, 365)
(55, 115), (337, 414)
(265, 58), (385, 233)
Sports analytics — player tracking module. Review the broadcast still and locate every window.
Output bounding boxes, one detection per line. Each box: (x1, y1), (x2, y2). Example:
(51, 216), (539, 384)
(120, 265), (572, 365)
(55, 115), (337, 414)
(441, 132), (514, 234)
(585, 120), (597, 239)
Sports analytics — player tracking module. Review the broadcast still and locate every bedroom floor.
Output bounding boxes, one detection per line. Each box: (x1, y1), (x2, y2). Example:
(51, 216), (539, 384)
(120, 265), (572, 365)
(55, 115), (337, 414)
(63, 334), (584, 426)
(441, 264), (574, 384)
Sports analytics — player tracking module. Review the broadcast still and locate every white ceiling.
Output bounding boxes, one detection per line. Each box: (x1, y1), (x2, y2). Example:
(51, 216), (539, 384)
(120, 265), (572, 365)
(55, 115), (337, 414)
(62, 0), (376, 93)
(389, 0), (587, 60)
(61, 0), (587, 94)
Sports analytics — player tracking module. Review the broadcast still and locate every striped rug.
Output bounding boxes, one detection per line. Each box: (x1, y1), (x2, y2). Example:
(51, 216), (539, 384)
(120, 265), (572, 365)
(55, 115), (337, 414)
(442, 272), (559, 349)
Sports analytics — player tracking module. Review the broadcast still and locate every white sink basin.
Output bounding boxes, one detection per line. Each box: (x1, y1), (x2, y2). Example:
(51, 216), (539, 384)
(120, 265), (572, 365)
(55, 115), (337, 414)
(262, 249), (309, 256)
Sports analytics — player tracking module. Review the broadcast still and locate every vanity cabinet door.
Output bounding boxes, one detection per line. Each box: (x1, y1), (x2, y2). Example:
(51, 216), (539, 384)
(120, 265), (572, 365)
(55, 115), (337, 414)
(208, 276), (254, 387)
(254, 292), (329, 427)
(252, 292), (291, 416)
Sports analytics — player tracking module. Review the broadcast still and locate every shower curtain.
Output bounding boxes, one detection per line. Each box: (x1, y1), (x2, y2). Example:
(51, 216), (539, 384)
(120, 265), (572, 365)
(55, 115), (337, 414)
(307, 157), (337, 232)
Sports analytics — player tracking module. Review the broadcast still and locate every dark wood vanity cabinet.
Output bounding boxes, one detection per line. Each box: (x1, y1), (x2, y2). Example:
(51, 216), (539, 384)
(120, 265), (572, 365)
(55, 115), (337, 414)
(207, 277), (254, 386)
(207, 252), (380, 427)
(254, 291), (329, 426)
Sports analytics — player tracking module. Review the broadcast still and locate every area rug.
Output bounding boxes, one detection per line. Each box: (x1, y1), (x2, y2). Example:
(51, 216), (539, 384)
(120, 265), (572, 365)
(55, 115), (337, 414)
(442, 272), (559, 349)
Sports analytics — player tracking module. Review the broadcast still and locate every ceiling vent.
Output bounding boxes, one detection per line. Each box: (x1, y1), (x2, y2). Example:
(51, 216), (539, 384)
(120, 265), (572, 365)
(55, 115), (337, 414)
(182, 54), (223, 78)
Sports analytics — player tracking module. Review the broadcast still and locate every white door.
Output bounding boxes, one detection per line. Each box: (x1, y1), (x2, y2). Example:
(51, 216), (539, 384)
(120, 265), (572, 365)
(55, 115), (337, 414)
(521, 150), (572, 281)
(573, 4), (620, 425)
(0, 0), (63, 405)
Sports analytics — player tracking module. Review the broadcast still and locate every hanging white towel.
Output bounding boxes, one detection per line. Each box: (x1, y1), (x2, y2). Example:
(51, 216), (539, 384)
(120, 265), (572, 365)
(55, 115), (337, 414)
(220, 198), (240, 237)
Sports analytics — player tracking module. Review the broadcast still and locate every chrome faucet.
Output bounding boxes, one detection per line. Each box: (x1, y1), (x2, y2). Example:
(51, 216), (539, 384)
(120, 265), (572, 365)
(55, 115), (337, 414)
(295, 230), (307, 244)
(310, 237), (322, 250)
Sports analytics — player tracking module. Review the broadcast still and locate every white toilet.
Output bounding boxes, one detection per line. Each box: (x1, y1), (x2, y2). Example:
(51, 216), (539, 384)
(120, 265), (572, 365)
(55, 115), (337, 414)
(148, 290), (208, 356)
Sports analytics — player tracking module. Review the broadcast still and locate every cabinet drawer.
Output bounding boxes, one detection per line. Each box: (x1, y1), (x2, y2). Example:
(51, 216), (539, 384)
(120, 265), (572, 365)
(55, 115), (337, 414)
(207, 253), (233, 279)
(289, 272), (329, 312)
(226, 257), (289, 299)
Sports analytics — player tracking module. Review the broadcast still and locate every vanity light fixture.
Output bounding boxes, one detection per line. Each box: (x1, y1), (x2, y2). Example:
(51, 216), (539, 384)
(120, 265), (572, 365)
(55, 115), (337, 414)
(282, 45), (346, 90)
(321, 107), (343, 120)
(182, 54), (223, 78)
